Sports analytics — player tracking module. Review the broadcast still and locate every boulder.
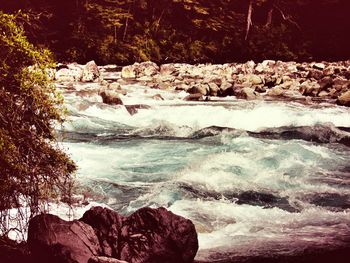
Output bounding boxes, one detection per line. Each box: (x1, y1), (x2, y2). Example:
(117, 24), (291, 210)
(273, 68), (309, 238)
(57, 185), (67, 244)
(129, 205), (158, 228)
(235, 87), (261, 100)
(219, 81), (234, 96)
(55, 64), (83, 82)
(121, 64), (137, 79)
(81, 207), (123, 258)
(99, 90), (123, 105)
(337, 90), (350, 106)
(82, 61), (100, 82)
(313, 63), (326, 70)
(125, 104), (151, 115)
(160, 64), (177, 76)
(208, 83), (220, 96)
(183, 93), (205, 101)
(307, 69), (324, 80)
(187, 84), (209, 96)
(119, 207), (198, 263)
(267, 86), (285, 97)
(318, 76), (333, 90)
(139, 61), (159, 77)
(28, 214), (101, 263)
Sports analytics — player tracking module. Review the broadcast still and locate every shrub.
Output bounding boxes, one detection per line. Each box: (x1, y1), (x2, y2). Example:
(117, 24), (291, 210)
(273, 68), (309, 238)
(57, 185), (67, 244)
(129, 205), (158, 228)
(0, 11), (76, 239)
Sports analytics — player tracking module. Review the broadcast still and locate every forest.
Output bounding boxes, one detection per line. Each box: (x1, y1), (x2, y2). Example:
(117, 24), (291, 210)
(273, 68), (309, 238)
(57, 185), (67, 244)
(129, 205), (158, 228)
(1, 0), (350, 65)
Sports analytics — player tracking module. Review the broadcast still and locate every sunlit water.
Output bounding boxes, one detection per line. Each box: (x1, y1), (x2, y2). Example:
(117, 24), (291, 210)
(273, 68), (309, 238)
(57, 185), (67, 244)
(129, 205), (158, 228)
(59, 84), (350, 261)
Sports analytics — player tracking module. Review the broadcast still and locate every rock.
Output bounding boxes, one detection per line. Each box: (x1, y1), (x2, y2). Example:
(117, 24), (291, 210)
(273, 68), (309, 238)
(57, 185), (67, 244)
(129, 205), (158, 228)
(219, 81), (234, 96)
(267, 86), (285, 97)
(82, 61), (100, 82)
(208, 83), (220, 96)
(151, 94), (164, 100)
(99, 90), (123, 105)
(254, 85), (266, 93)
(318, 90), (329, 97)
(160, 64), (177, 76)
(139, 61), (159, 77)
(313, 63), (326, 70)
(318, 76), (333, 90)
(81, 207), (123, 258)
(187, 84), (209, 96)
(108, 83), (127, 95)
(28, 214), (101, 263)
(308, 69), (324, 80)
(248, 74), (263, 85)
(55, 64), (83, 82)
(119, 207), (198, 263)
(121, 64), (137, 79)
(337, 90), (350, 106)
(125, 104), (151, 115)
(301, 82), (321, 97)
(89, 256), (128, 263)
(82, 206), (198, 263)
(235, 87), (261, 100)
(333, 77), (350, 91)
(184, 93), (205, 101)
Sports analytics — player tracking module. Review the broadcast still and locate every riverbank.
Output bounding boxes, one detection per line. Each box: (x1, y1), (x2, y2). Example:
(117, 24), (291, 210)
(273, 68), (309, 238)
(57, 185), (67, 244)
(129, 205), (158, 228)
(53, 60), (350, 107)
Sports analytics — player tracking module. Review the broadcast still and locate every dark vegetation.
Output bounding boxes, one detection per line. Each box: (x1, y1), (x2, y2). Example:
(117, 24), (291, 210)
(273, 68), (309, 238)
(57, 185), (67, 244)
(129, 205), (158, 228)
(1, 0), (350, 65)
(0, 12), (76, 239)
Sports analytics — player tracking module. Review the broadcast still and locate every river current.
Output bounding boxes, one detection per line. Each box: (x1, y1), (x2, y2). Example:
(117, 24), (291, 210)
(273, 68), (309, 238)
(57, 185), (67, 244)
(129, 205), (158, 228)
(58, 83), (350, 262)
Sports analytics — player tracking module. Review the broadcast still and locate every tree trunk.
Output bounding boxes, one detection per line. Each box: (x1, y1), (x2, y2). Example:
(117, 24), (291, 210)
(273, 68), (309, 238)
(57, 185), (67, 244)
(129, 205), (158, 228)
(264, 0), (276, 27)
(245, 0), (253, 40)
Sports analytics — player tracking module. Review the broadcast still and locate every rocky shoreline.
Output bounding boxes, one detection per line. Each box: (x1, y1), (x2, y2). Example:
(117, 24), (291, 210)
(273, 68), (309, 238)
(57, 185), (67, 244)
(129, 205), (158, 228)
(53, 60), (350, 107)
(1, 206), (198, 263)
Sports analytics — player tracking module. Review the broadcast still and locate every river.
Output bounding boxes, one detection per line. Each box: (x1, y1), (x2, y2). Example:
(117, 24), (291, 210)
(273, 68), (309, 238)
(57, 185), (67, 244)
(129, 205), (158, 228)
(58, 82), (350, 262)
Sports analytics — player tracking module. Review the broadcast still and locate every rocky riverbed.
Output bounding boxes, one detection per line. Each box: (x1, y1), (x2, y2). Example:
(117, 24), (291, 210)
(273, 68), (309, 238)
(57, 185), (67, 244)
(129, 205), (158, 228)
(53, 60), (350, 107)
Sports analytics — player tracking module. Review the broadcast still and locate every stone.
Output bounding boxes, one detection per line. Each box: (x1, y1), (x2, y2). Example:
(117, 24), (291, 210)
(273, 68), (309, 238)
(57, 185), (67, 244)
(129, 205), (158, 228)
(249, 74), (263, 85)
(28, 214), (101, 263)
(81, 207), (123, 258)
(160, 64), (177, 76)
(82, 61), (100, 82)
(337, 90), (350, 106)
(307, 69), (324, 80)
(318, 76), (333, 90)
(125, 104), (151, 115)
(139, 61), (159, 77)
(313, 63), (326, 70)
(183, 93), (205, 101)
(55, 64), (83, 82)
(219, 81), (234, 96)
(267, 86), (285, 97)
(254, 85), (266, 93)
(318, 90), (329, 97)
(187, 84), (209, 96)
(119, 207), (198, 263)
(151, 94), (165, 100)
(235, 87), (261, 100)
(208, 83), (220, 96)
(99, 90), (123, 105)
(121, 65), (137, 79)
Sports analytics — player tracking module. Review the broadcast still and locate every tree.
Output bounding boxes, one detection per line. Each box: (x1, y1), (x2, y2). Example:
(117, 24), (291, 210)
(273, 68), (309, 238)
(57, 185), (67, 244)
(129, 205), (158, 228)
(0, 11), (76, 239)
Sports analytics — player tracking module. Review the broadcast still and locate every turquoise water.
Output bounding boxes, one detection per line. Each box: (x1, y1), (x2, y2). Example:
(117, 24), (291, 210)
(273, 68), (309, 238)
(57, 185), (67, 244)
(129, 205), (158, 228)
(60, 88), (350, 261)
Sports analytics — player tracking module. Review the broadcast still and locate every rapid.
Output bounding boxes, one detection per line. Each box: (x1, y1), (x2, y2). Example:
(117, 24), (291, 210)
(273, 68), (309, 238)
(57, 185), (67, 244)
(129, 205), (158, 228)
(58, 82), (350, 262)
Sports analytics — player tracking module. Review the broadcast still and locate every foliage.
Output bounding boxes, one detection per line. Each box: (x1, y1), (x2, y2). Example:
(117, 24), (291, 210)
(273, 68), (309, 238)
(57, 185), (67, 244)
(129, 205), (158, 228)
(0, 0), (349, 63)
(0, 11), (76, 239)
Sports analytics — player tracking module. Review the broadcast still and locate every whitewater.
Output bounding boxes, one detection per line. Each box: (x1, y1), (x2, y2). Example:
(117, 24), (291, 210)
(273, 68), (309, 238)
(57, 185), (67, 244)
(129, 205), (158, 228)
(58, 82), (350, 262)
